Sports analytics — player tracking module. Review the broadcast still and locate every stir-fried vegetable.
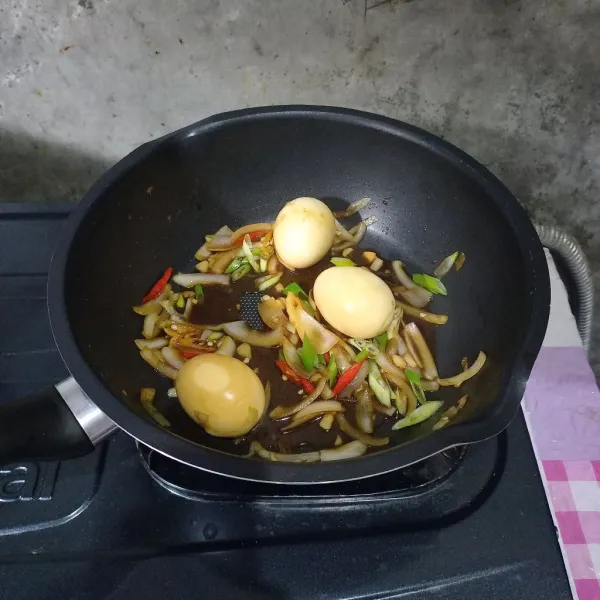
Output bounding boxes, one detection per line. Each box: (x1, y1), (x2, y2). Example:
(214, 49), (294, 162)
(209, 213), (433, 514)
(327, 353), (338, 387)
(141, 268), (173, 303)
(412, 273), (448, 296)
(395, 300), (448, 325)
(132, 210), (487, 464)
(332, 359), (366, 396)
(330, 257), (356, 267)
(299, 335), (319, 372)
(269, 378), (326, 419)
(140, 388), (171, 426)
(275, 359), (314, 393)
(367, 361), (392, 407)
(438, 351), (487, 387)
(283, 282), (308, 297)
(392, 401), (443, 430)
(434, 251), (459, 278)
(405, 368), (426, 405)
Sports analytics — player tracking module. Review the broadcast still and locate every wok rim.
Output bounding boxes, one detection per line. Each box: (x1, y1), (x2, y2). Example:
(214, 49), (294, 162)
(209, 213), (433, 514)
(48, 105), (550, 484)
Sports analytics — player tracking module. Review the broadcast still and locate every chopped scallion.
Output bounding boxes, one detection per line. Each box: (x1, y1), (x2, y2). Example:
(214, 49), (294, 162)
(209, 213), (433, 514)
(405, 368), (426, 404)
(283, 282), (308, 298)
(299, 335), (318, 372)
(331, 257), (356, 267)
(355, 348), (369, 362)
(412, 273), (448, 296)
(375, 332), (388, 351)
(194, 284), (204, 297)
(328, 353), (338, 387)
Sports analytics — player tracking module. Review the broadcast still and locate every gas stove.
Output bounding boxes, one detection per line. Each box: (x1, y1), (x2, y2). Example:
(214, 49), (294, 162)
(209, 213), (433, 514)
(0, 204), (571, 600)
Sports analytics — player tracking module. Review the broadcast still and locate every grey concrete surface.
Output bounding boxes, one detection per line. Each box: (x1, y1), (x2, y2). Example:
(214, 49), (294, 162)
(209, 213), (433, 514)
(1, 0), (599, 366)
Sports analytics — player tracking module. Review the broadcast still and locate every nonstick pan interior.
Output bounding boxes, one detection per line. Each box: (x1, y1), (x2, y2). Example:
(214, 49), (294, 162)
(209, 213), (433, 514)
(54, 107), (548, 483)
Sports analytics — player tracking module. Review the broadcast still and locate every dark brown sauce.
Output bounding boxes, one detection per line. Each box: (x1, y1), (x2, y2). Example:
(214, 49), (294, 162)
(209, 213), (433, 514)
(189, 248), (435, 454)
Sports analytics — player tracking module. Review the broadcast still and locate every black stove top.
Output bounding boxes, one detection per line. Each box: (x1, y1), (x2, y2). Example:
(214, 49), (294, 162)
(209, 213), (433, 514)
(0, 204), (570, 600)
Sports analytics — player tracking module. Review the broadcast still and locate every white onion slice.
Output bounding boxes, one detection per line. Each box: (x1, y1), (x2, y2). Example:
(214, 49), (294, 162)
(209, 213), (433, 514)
(172, 273), (230, 287)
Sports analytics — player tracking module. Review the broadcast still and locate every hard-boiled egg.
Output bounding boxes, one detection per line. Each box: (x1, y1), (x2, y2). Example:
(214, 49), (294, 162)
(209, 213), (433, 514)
(313, 266), (395, 339)
(273, 197), (336, 269)
(175, 353), (266, 438)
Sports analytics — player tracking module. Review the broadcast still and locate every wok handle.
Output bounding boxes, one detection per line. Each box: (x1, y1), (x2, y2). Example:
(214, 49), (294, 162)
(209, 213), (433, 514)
(0, 377), (117, 464)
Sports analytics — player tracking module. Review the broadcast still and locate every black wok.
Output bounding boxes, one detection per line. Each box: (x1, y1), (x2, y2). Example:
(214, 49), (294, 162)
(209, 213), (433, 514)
(0, 106), (550, 484)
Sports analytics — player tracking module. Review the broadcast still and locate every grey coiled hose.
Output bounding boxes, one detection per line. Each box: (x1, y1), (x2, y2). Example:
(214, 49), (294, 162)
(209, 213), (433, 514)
(534, 223), (594, 352)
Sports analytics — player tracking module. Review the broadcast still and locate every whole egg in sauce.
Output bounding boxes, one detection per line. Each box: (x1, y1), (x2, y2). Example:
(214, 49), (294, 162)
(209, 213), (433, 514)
(175, 353), (266, 437)
(273, 197), (336, 269)
(313, 266), (395, 339)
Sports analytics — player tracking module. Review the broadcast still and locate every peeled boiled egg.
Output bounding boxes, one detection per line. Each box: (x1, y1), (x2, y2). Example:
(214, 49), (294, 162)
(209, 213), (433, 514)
(313, 266), (395, 339)
(273, 197), (336, 269)
(175, 353), (266, 438)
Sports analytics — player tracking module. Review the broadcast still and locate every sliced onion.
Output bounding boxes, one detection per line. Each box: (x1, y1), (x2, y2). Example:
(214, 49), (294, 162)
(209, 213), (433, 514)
(173, 273), (230, 287)
(392, 261), (432, 308)
(258, 298), (288, 330)
(250, 440), (367, 462)
(282, 339), (311, 378)
(250, 441), (320, 463)
(215, 335), (236, 357)
(333, 197), (371, 218)
(210, 248), (239, 274)
(195, 244), (211, 261)
(165, 321), (220, 337)
(183, 298), (194, 321)
(394, 392), (408, 416)
(405, 322), (438, 380)
(355, 386), (374, 433)
(403, 328), (423, 369)
(206, 234), (236, 251)
(159, 299), (177, 316)
(387, 372), (418, 414)
(230, 222), (272, 244)
(133, 285), (171, 315)
(396, 287), (433, 308)
(334, 219), (355, 242)
(320, 441), (368, 461)
(140, 348), (178, 379)
(339, 359), (368, 398)
(395, 300), (448, 325)
(223, 321), (283, 347)
(135, 337), (168, 350)
(421, 380), (440, 391)
(434, 252), (459, 278)
(438, 351), (487, 387)
(267, 256), (280, 274)
(283, 400), (345, 431)
(331, 345), (351, 373)
(270, 378), (327, 419)
(372, 399), (396, 417)
(335, 413), (389, 447)
(370, 257), (383, 272)
(161, 346), (185, 370)
(143, 312), (160, 339)
(375, 347), (407, 380)
(286, 293), (339, 354)
(350, 221), (367, 244)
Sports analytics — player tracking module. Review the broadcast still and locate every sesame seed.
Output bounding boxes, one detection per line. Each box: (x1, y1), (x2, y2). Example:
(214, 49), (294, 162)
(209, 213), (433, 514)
(281, 375), (288, 381)
(297, 389), (303, 395)
(243, 358), (250, 364)
(207, 341), (214, 347)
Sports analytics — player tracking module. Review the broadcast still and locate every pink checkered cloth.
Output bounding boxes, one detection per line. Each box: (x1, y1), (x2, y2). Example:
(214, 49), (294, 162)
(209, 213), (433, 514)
(523, 252), (600, 600)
